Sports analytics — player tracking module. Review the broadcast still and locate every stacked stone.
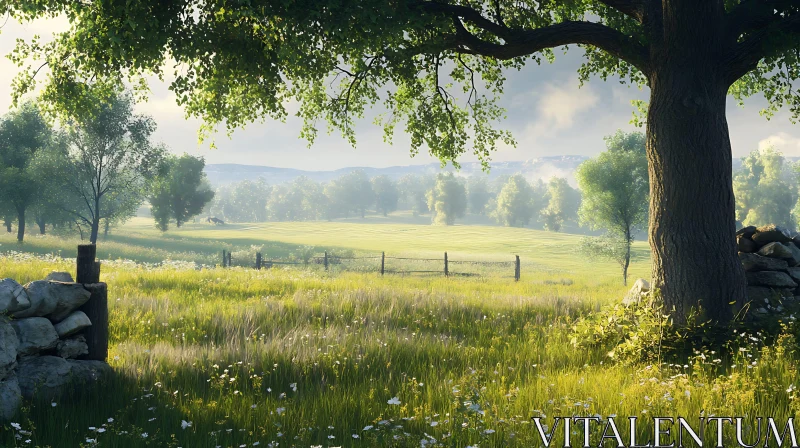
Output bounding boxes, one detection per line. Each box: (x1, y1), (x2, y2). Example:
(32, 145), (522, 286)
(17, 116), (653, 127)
(0, 272), (110, 421)
(737, 225), (800, 313)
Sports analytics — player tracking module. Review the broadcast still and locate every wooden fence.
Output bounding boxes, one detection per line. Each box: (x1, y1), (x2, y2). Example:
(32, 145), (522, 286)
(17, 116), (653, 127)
(220, 250), (522, 281)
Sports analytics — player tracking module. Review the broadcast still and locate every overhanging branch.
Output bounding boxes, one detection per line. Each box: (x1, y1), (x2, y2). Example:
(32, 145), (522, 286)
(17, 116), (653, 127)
(725, 13), (800, 85)
(596, 0), (645, 22)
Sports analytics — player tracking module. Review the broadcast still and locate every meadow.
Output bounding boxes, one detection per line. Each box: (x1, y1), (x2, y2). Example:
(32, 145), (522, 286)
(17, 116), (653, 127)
(0, 220), (797, 447)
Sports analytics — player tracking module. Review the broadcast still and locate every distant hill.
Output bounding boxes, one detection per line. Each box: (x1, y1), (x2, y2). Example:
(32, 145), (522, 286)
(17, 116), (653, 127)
(204, 154), (800, 187)
(204, 155), (590, 186)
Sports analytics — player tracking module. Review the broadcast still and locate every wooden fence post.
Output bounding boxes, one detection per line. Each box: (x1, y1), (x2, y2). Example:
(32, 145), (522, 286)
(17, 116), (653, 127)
(227, 251), (232, 267)
(381, 252), (385, 276)
(444, 252), (449, 277)
(324, 251), (328, 271)
(256, 252), (262, 270)
(222, 249), (227, 268)
(76, 244), (107, 362)
(515, 255), (520, 281)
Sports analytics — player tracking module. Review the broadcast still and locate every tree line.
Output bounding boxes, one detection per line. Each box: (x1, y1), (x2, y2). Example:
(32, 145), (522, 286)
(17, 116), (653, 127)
(203, 170), (584, 230)
(0, 94), (215, 243)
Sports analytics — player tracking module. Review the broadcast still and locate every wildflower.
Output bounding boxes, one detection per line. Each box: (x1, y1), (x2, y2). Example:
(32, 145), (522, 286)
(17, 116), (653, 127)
(388, 397), (401, 405)
(290, 383), (297, 392)
(276, 408), (285, 415)
(181, 420), (192, 429)
(107, 418), (114, 423)
(363, 425), (373, 431)
(352, 434), (359, 438)
(430, 422), (438, 427)
(51, 402), (57, 407)
(141, 433), (149, 438)
(96, 428), (106, 433)
(10, 423), (21, 430)
(484, 429), (495, 434)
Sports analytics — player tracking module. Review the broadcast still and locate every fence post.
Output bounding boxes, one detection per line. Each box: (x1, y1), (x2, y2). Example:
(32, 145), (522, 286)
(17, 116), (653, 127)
(444, 251), (449, 277)
(324, 251), (329, 271)
(227, 251), (232, 267)
(76, 244), (107, 362)
(381, 252), (385, 276)
(222, 249), (227, 268)
(256, 252), (262, 270)
(515, 255), (520, 281)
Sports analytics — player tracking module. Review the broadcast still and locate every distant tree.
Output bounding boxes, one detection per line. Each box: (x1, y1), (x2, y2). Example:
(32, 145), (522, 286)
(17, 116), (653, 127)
(371, 175), (399, 217)
(493, 175), (536, 227)
(267, 176), (324, 221)
(427, 173), (467, 226)
(602, 130), (647, 155)
(339, 170), (374, 218)
(466, 175), (492, 215)
(398, 174), (435, 216)
(541, 177), (581, 232)
(53, 92), (163, 243)
(229, 179), (272, 222)
(734, 147), (797, 231)
(576, 132), (649, 285)
(149, 154), (215, 231)
(0, 101), (53, 242)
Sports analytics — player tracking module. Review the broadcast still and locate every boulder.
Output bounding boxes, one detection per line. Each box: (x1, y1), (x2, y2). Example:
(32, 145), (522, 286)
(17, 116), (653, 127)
(56, 335), (88, 359)
(0, 318), (18, 380)
(757, 242), (794, 260)
(788, 267), (800, 284)
(737, 225), (758, 238)
(747, 286), (794, 303)
(53, 311), (91, 338)
(0, 278), (30, 314)
(13, 281), (91, 322)
(785, 243), (800, 266)
(622, 278), (650, 306)
(737, 235), (758, 253)
(0, 374), (20, 422)
(746, 271), (798, 288)
(752, 225), (793, 246)
(17, 356), (111, 400)
(11, 317), (59, 356)
(44, 272), (74, 283)
(739, 252), (789, 272)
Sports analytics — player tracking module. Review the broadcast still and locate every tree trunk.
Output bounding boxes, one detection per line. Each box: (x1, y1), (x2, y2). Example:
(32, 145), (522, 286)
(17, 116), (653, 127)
(623, 238), (630, 287)
(103, 219), (110, 238)
(90, 218), (100, 244)
(16, 207), (25, 242)
(646, 7), (745, 325)
(4, 219), (10, 233)
(37, 218), (46, 235)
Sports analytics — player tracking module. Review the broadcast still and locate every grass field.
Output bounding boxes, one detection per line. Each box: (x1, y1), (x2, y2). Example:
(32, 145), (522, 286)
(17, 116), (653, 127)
(0, 221), (797, 447)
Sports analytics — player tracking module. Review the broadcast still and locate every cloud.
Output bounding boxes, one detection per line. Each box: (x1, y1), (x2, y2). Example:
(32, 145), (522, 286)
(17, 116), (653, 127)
(757, 132), (800, 156)
(529, 77), (599, 136)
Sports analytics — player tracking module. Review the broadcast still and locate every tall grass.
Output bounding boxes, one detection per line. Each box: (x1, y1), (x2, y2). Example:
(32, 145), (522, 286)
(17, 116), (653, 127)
(1, 253), (796, 447)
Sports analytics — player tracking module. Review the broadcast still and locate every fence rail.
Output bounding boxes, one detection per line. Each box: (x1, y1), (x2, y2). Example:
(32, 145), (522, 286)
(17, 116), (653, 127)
(220, 249), (522, 280)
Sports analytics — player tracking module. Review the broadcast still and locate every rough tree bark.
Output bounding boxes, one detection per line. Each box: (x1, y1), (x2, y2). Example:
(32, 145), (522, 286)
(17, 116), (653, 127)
(646, 0), (746, 324)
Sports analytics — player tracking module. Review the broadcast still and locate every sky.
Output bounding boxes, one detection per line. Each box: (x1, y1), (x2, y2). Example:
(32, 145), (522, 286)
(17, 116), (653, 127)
(2, 17), (800, 171)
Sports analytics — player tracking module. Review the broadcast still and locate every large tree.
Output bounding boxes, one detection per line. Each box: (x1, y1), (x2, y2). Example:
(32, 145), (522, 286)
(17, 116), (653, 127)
(493, 174), (537, 227)
(0, 101), (53, 242)
(733, 147), (798, 230)
(53, 92), (163, 243)
(427, 173), (467, 225)
(150, 154), (216, 231)
(371, 175), (400, 217)
(7, 0), (800, 323)
(576, 131), (649, 285)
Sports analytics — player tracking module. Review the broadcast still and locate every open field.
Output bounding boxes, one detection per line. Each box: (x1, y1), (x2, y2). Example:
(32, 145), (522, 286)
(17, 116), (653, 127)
(0, 222), (797, 447)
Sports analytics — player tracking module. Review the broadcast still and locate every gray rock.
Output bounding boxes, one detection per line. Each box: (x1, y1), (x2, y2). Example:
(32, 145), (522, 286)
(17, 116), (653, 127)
(56, 335), (88, 359)
(752, 225), (794, 245)
(746, 271), (798, 288)
(53, 311), (91, 338)
(737, 235), (758, 253)
(737, 226), (758, 238)
(622, 278), (650, 306)
(44, 272), (74, 283)
(16, 356), (111, 400)
(788, 267), (800, 284)
(11, 317), (59, 356)
(0, 278), (30, 314)
(739, 252), (789, 272)
(13, 281), (91, 322)
(784, 243), (800, 266)
(0, 318), (18, 380)
(0, 374), (20, 421)
(757, 242), (795, 260)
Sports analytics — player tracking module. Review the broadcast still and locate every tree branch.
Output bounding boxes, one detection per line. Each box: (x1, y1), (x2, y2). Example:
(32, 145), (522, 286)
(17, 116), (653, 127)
(415, 1), (516, 41)
(726, 0), (797, 38)
(448, 19), (650, 75)
(724, 13), (800, 85)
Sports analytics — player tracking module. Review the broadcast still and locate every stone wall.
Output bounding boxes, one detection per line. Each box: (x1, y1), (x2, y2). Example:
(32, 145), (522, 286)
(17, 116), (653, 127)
(0, 272), (110, 421)
(737, 225), (800, 315)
